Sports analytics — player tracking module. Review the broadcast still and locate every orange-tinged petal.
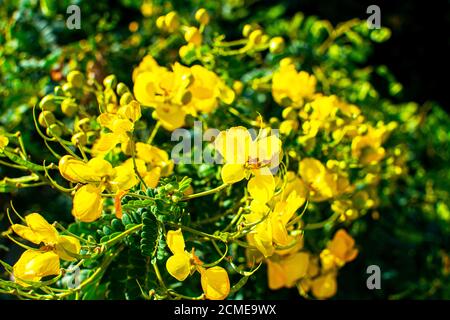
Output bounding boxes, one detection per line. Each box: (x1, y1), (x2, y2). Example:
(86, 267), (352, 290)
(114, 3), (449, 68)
(166, 229), (185, 255)
(221, 163), (245, 184)
(200, 266), (230, 300)
(282, 252), (309, 287)
(267, 260), (285, 290)
(166, 253), (191, 281)
(311, 273), (337, 299)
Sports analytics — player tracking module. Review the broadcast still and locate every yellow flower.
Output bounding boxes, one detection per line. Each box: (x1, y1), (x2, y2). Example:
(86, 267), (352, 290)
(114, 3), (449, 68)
(321, 229), (358, 268)
(267, 252), (309, 290)
(0, 135), (9, 149)
(272, 62), (316, 107)
(246, 182), (306, 258)
(311, 272), (338, 299)
(59, 156), (139, 222)
(187, 65), (234, 114)
(133, 60), (190, 131)
(198, 266), (230, 300)
(11, 213), (80, 284)
(93, 100), (141, 156)
(299, 158), (351, 202)
(165, 229), (230, 300)
(166, 229), (193, 281)
(214, 127), (282, 204)
(351, 125), (388, 164)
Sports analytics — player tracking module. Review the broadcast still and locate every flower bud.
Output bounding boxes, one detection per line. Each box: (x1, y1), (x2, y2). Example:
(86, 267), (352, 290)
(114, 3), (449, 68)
(120, 92), (134, 106)
(165, 11), (179, 32)
(67, 70), (84, 88)
(61, 99), (78, 117)
(39, 94), (57, 111)
(156, 15), (165, 29)
(46, 123), (63, 137)
(248, 30), (263, 45)
(195, 8), (210, 25)
(116, 82), (130, 96)
(103, 74), (117, 89)
(242, 24), (253, 37)
(38, 111), (56, 128)
(269, 37), (285, 54)
(184, 27), (202, 46)
(71, 132), (87, 146)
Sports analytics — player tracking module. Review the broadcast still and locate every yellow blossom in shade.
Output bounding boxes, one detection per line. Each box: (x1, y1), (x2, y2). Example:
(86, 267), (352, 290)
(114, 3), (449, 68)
(311, 272), (338, 299)
(272, 62), (316, 107)
(214, 127), (282, 204)
(351, 125), (388, 164)
(0, 135), (9, 149)
(299, 157), (351, 202)
(324, 229), (358, 267)
(199, 266), (230, 300)
(187, 65), (235, 114)
(166, 229), (193, 281)
(267, 252), (309, 290)
(11, 213), (81, 284)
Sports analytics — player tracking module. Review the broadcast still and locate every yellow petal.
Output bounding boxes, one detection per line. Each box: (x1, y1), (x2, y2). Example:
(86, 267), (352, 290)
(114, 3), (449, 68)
(72, 184), (104, 222)
(200, 266), (230, 300)
(214, 127), (251, 164)
(108, 164), (138, 192)
(133, 71), (158, 106)
(251, 134), (282, 164)
(311, 273), (337, 299)
(12, 213), (58, 245)
(92, 133), (120, 156)
(221, 163), (245, 184)
(87, 157), (114, 177)
(166, 253), (191, 281)
(13, 250), (60, 284)
(267, 260), (285, 290)
(59, 155), (105, 183)
(155, 104), (186, 131)
(166, 229), (185, 255)
(0, 135), (9, 149)
(247, 168), (275, 203)
(282, 252), (309, 287)
(219, 82), (235, 105)
(118, 100), (142, 122)
(55, 235), (81, 261)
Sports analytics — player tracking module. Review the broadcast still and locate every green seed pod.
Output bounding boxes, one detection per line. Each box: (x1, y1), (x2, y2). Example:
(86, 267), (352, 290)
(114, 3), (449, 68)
(116, 82), (130, 96)
(103, 74), (117, 89)
(120, 92), (133, 106)
(46, 123), (62, 137)
(67, 71), (84, 88)
(61, 98), (78, 117)
(38, 111), (56, 128)
(39, 95), (57, 111)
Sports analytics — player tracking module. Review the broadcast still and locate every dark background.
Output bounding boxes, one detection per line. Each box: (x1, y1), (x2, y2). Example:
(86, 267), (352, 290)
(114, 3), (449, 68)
(276, 0), (450, 109)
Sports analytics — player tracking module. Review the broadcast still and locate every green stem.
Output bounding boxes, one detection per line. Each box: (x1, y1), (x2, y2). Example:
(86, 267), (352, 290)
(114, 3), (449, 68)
(181, 183), (229, 201)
